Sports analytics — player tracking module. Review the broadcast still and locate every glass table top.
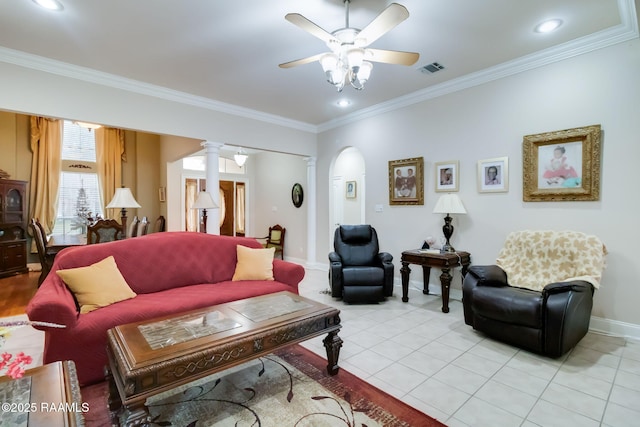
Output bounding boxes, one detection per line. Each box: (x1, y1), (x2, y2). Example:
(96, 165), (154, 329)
(229, 293), (313, 323)
(138, 311), (242, 350)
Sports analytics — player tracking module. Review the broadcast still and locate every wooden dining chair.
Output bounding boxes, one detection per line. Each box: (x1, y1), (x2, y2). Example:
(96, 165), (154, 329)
(127, 215), (140, 238)
(29, 218), (58, 285)
(154, 215), (166, 233)
(137, 216), (149, 236)
(265, 224), (285, 260)
(87, 219), (124, 244)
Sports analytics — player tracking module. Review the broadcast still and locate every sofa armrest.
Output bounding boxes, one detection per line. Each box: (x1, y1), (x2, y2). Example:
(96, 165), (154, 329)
(468, 265), (508, 286)
(543, 280), (593, 296)
(272, 259), (305, 290)
(26, 274), (79, 330)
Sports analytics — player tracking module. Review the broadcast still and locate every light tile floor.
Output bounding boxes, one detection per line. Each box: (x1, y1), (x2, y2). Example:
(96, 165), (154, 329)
(297, 268), (640, 427)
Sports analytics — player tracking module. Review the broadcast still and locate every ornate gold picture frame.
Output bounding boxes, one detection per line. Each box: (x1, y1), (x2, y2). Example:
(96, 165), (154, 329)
(389, 157), (424, 205)
(523, 124), (601, 202)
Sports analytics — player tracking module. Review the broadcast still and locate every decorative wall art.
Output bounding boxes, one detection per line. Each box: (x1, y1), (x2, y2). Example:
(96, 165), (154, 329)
(478, 157), (509, 193)
(435, 160), (459, 192)
(388, 157), (424, 205)
(291, 183), (304, 207)
(523, 125), (601, 201)
(345, 181), (357, 199)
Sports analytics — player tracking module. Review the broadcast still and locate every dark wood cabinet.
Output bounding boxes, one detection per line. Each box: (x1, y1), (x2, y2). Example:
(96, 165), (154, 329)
(0, 179), (29, 278)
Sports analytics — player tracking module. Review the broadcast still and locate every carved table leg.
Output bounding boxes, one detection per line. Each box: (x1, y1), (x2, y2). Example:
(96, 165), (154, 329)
(439, 267), (452, 313)
(105, 366), (122, 414)
(121, 403), (152, 427)
(400, 261), (411, 302)
(323, 330), (343, 376)
(422, 266), (432, 295)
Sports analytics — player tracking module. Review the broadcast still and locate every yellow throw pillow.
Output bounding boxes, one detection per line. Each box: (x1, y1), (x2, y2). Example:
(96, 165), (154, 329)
(56, 256), (136, 313)
(232, 245), (275, 281)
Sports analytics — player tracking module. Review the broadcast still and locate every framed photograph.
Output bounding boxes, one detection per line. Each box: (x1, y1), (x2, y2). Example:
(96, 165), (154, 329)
(345, 181), (357, 199)
(388, 157), (424, 205)
(478, 157), (509, 193)
(291, 183), (304, 207)
(523, 124), (601, 201)
(435, 160), (459, 192)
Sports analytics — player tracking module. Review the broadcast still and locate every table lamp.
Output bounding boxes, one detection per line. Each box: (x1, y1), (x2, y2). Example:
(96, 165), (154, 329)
(105, 187), (141, 236)
(433, 193), (467, 252)
(192, 191), (218, 233)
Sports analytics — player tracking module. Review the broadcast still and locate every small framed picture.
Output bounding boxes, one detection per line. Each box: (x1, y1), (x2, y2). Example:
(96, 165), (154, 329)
(478, 157), (509, 193)
(435, 161), (459, 192)
(345, 181), (357, 199)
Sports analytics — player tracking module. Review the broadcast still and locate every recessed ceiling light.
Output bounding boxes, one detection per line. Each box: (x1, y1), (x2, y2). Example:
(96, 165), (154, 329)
(337, 100), (351, 108)
(32, 0), (64, 11)
(535, 19), (563, 33)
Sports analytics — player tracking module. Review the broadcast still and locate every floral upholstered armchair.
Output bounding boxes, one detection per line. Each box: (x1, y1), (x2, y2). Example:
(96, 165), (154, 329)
(462, 230), (607, 357)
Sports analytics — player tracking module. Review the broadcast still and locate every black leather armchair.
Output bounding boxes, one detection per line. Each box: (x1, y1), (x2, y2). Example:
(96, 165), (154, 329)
(463, 265), (594, 357)
(329, 225), (394, 303)
(462, 230), (606, 357)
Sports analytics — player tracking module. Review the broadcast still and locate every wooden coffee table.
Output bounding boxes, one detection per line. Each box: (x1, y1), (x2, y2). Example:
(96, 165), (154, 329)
(106, 291), (342, 426)
(0, 361), (84, 427)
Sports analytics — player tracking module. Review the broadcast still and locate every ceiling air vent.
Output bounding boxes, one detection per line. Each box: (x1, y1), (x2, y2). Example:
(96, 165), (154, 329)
(420, 62), (445, 74)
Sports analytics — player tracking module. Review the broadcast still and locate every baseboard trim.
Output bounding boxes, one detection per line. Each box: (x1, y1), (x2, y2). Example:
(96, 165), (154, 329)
(589, 316), (640, 340)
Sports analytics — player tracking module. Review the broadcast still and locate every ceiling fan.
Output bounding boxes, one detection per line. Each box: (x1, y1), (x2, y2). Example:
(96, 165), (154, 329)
(279, 0), (419, 91)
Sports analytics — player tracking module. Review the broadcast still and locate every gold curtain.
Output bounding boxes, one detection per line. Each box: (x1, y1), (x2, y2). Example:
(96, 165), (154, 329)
(95, 127), (125, 219)
(185, 179), (198, 231)
(29, 116), (62, 235)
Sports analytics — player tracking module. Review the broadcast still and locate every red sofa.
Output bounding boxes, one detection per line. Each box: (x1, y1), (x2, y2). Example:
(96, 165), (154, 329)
(26, 232), (305, 385)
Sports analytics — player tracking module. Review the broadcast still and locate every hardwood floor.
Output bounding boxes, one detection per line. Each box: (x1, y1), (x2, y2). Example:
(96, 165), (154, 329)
(0, 272), (39, 317)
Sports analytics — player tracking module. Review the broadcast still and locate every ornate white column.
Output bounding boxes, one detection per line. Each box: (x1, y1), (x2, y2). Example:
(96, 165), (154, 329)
(201, 141), (224, 234)
(305, 157), (317, 266)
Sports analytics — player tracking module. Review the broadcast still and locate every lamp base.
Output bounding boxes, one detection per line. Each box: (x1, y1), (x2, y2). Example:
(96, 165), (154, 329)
(441, 243), (456, 253)
(441, 214), (455, 253)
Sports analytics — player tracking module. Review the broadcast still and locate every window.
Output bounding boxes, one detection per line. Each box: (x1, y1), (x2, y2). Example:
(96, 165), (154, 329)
(52, 121), (103, 235)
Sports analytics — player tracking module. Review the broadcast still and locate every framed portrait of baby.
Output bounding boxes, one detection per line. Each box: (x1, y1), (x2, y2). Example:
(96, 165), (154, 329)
(523, 125), (601, 201)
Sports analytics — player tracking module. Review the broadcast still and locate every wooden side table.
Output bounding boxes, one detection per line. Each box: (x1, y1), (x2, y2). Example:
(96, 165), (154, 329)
(400, 249), (471, 313)
(0, 361), (84, 427)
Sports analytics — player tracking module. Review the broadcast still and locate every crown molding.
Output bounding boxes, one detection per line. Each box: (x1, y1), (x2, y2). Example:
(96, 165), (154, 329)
(317, 0), (639, 132)
(1, 0), (636, 136)
(0, 46), (317, 134)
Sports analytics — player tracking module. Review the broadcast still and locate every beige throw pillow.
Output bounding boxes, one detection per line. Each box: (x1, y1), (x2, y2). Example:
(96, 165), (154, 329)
(56, 256), (137, 313)
(232, 245), (275, 281)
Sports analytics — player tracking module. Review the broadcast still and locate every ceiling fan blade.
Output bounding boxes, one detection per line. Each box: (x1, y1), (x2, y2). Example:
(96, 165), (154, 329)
(285, 13), (338, 44)
(279, 53), (325, 69)
(357, 3), (410, 46)
(366, 49), (419, 66)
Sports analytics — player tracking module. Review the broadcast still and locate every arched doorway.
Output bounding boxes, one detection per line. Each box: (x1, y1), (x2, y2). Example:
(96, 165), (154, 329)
(329, 147), (366, 248)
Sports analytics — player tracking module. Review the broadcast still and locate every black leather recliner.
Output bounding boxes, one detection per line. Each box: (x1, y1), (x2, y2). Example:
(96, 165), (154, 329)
(463, 265), (594, 357)
(328, 225), (394, 303)
(462, 230), (607, 358)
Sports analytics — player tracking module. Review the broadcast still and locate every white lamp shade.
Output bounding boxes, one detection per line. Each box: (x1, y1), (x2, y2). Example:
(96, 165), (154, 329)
(433, 193), (467, 215)
(106, 188), (141, 209)
(192, 191), (218, 209)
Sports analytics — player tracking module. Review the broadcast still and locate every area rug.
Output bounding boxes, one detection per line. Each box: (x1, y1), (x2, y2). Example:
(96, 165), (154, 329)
(0, 314), (45, 370)
(82, 344), (445, 427)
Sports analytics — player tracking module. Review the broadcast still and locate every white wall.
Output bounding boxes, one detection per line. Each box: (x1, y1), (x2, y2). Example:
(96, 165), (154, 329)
(332, 147), (366, 226)
(252, 151), (308, 262)
(316, 39), (640, 327)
